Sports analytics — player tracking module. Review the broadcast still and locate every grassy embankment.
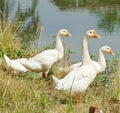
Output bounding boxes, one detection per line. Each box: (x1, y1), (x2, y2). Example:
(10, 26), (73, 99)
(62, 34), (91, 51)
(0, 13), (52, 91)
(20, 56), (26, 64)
(0, 20), (119, 113)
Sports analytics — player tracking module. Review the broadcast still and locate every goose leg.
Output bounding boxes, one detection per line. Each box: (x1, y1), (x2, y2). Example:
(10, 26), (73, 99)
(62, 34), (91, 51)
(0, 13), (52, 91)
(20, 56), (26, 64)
(72, 94), (82, 104)
(42, 72), (48, 78)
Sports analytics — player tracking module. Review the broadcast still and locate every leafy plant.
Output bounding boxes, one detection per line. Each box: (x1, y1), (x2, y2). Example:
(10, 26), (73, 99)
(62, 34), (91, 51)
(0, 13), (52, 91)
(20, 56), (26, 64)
(0, 19), (28, 58)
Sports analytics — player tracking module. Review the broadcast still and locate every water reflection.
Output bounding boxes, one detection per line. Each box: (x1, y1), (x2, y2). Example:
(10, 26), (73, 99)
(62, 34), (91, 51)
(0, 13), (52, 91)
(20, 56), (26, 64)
(96, 5), (120, 33)
(0, 0), (40, 41)
(0, 0), (120, 62)
(52, 0), (120, 9)
(52, 0), (120, 33)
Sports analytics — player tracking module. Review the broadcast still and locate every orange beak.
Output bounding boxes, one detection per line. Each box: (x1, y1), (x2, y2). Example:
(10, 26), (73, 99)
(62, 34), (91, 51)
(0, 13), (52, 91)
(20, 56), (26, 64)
(93, 30), (100, 38)
(66, 31), (72, 37)
(109, 49), (115, 56)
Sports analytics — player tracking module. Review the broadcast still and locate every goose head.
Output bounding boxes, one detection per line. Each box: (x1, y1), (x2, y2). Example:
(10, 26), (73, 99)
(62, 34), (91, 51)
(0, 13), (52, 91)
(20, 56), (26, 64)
(58, 29), (72, 37)
(85, 30), (100, 39)
(89, 106), (103, 113)
(100, 46), (115, 56)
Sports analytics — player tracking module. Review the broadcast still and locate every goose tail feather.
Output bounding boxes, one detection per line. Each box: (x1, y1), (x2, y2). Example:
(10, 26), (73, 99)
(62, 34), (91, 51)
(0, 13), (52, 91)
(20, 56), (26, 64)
(4, 54), (10, 67)
(52, 75), (60, 85)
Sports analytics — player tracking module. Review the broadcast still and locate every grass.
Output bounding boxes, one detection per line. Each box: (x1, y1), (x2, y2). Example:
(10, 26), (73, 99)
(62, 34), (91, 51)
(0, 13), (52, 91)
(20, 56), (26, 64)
(0, 20), (119, 113)
(0, 19), (24, 57)
(0, 62), (119, 113)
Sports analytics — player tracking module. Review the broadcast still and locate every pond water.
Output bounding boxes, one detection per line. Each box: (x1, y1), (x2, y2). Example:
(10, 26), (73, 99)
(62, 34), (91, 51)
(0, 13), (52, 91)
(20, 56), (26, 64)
(1, 0), (120, 63)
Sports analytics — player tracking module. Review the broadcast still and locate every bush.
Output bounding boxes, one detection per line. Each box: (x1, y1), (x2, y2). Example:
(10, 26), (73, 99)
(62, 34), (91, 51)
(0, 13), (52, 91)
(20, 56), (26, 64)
(0, 19), (27, 58)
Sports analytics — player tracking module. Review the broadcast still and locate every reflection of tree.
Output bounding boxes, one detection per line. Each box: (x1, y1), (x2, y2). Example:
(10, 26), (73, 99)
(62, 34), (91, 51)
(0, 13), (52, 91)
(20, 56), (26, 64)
(0, 0), (40, 42)
(51, 0), (86, 9)
(0, 0), (5, 30)
(91, 6), (120, 33)
(52, 0), (120, 33)
(0, 0), (4, 19)
(98, 9), (117, 33)
(16, 0), (40, 41)
(52, 0), (120, 10)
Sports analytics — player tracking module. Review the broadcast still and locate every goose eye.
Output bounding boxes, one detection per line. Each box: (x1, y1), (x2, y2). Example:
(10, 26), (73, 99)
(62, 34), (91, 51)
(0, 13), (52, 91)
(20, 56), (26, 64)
(90, 31), (92, 33)
(107, 47), (109, 50)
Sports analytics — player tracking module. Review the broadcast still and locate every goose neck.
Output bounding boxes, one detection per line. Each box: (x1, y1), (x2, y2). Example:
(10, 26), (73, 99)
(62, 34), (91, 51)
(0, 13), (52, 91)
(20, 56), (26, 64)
(82, 36), (91, 64)
(56, 34), (64, 58)
(98, 50), (106, 71)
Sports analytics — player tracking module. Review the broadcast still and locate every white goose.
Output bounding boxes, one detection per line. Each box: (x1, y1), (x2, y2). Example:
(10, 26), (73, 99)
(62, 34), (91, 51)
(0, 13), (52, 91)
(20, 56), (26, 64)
(92, 45), (114, 73)
(52, 45), (114, 103)
(21, 29), (71, 78)
(4, 55), (28, 73)
(58, 30), (100, 72)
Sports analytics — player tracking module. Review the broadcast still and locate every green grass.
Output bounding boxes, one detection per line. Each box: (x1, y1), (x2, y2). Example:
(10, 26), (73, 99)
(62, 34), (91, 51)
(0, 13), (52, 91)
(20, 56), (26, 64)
(0, 20), (24, 57)
(0, 61), (119, 113)
(0, 19), (38, 58)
